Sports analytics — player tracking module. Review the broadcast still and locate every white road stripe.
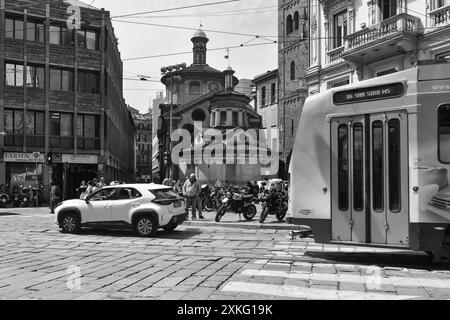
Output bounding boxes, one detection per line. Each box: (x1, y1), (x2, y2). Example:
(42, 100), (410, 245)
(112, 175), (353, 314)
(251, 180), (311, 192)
(222, 282), (418, 300)
(241, 269), (450, 289)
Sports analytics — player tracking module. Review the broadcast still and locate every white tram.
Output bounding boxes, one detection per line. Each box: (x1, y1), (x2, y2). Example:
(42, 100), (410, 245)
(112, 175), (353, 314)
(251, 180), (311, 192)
(288, 61), (450, 259)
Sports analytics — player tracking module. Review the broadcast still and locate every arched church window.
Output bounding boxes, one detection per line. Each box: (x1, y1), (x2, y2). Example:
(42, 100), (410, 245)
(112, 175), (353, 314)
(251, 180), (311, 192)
(290, 61), (296, 81)
(286, 15), (293, 34)
(294, 11), (299, 30)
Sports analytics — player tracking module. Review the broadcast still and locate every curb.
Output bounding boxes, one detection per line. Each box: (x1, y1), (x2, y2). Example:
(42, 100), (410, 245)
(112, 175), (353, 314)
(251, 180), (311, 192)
(182, 220), (307, 231)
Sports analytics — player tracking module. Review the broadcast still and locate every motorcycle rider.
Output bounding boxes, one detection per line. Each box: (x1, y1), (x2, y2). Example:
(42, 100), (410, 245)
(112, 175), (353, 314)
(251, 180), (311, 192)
(182, 174), (204, 220)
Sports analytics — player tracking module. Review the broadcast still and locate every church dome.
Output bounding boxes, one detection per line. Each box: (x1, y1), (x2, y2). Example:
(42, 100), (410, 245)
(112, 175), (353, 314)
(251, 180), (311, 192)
(193, 29), (207, 39)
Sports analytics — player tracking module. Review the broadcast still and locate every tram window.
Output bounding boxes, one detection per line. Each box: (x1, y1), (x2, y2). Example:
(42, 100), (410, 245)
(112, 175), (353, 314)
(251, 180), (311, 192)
(353, 123), (364, 212)
(338, 125), (349, 211)
(388, 119), (401, 212)
(438, 105), (450, 163)
(372, 121), (384, 212)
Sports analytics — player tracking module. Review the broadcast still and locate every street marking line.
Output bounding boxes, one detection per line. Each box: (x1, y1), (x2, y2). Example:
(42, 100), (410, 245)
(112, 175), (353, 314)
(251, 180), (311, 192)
(222, 282), (418, 300)
(240, 269), (450, 289)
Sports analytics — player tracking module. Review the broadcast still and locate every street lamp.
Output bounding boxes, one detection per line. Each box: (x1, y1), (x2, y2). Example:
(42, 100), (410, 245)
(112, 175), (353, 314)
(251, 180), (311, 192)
(161, 63), (186, 181)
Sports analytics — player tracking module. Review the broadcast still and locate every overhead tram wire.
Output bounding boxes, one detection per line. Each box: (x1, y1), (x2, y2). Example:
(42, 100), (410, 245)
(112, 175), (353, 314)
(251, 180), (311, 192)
(110, 0), (241, 19)
(123, 41), (277, 62)
(113, 20), (276, 39)
(121, 6), (278, 19)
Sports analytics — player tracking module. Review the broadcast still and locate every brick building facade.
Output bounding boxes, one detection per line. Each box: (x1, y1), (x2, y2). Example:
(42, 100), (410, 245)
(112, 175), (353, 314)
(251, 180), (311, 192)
(278, 0), (310, 179)
(0, 0), (135, 200)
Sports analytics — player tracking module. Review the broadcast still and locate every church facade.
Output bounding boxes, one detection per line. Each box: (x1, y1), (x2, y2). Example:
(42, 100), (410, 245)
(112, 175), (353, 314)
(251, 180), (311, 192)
(158, 30), (276, 185)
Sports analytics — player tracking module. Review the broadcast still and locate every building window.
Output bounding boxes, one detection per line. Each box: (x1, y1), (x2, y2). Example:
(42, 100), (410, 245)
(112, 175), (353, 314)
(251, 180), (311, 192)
(294, 11), (300, 30)
(380, 0), (397, 20)
(49, 24), (74, 46)
(5, 17), (25, 40)
(431, 0), (450, 10)
(291, 119), (294, 136)
(78, 71), (100, 94)
(333, 10), (348, 49)
(77, 29), (99, 50)
(328, 78), (350, 89)
(49, 25), (61, 45)
(261, 86), (266, 106)
(4, 109), (26, 147)
(220, 111), (227, 126)
(232, 111), (239, 126)
(50, 68), (74, 91)
(26, 65), (45, 89)
(290, 61), (296, 81)
(271, 83), (276, 104)
(26, 20), (45, 43)
(189, 81), (201, 95)
(5, 63), (23, 87)
(77, 114), (100, 149)
(286, 15), (293, 34)
(438, 105), (450, 163)
(50, 113), (73, 148)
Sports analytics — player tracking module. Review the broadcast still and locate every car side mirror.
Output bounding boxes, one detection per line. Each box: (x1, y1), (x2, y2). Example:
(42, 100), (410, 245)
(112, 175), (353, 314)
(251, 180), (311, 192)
(85, 197), (90, 204)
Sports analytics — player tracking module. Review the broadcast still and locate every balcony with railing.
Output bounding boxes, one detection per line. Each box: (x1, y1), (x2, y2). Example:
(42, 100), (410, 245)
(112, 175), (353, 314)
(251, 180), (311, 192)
(326, 46), (345, 65)
(430, 5), (450, 28)
(342, 13), (422, 64)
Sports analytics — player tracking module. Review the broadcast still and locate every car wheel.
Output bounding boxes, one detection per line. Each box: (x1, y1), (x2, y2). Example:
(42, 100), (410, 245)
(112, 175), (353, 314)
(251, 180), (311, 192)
(60, 213), (81, 234)
(134, 215), (157, 237)
(163, 225), (178, 232)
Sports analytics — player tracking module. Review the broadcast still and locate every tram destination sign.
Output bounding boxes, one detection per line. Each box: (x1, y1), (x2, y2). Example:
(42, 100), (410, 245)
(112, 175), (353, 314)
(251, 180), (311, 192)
(333, 83), (405, 105)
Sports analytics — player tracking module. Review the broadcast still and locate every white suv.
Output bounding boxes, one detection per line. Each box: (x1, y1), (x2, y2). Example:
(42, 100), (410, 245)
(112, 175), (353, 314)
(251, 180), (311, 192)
(55, 184), (186, 237)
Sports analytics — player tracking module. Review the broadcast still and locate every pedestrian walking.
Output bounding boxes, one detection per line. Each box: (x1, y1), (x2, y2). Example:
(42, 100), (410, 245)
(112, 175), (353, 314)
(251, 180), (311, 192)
(49, 183), (60, 214)
(182, 173), (204, 220)
(76, 180), (88, 199)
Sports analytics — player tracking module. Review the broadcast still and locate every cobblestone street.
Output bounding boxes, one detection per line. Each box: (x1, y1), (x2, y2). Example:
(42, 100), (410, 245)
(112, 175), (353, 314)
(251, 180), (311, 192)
(1, 208), (450, 300)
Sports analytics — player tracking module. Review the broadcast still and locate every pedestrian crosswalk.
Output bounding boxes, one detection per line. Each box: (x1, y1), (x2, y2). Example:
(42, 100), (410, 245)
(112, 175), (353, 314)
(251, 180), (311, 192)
(220, 260), (450, 300)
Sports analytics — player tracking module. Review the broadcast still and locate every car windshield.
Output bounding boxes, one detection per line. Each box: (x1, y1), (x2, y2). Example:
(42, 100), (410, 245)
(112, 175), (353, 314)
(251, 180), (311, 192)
(150, 188), (179, 200)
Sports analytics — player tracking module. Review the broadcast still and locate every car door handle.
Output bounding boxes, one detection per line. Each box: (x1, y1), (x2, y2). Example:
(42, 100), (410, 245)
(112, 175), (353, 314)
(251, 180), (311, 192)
(132, 203), (141, 208)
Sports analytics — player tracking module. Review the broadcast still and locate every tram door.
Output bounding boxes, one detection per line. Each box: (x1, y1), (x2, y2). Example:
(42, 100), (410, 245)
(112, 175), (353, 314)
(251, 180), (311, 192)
(331, 112), (409, 246)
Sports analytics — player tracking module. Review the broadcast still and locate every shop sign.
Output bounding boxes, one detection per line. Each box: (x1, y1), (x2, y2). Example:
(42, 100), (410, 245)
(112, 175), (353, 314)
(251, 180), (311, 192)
(4, 152), (44, 163)
(62, 154), (99, 164)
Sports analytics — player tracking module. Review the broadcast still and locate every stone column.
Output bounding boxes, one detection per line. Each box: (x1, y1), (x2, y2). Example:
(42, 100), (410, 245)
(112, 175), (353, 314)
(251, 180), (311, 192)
(238, 112), (243, 127)
(226, 109), (232, 126)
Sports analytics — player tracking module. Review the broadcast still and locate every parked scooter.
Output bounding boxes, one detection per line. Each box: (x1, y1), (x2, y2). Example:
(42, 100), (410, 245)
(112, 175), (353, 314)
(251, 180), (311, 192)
(0, 185), (9, 208)
(215, 186), (257, 222)
(11, 186), (20, 207)
(259, 189), (288, 223)
(19, 185), (30, 207)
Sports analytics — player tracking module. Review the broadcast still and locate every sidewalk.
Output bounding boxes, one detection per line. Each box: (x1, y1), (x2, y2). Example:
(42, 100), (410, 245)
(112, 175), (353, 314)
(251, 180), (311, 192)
(0, 206), (309, 232)
(182, 207), (308, 231)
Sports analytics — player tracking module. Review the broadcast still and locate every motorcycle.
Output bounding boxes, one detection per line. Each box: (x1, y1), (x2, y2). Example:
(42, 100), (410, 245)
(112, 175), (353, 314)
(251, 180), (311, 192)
(11, 186), (20, 207)
(0, 185), (9, 208)
(259, 189), (288, 223)
(19, 186), (30, 207)
(215, 187), (257, 222)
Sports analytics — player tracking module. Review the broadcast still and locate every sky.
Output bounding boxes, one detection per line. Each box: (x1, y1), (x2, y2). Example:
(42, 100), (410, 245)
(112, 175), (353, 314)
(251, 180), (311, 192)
(89, 0), (279, 113)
